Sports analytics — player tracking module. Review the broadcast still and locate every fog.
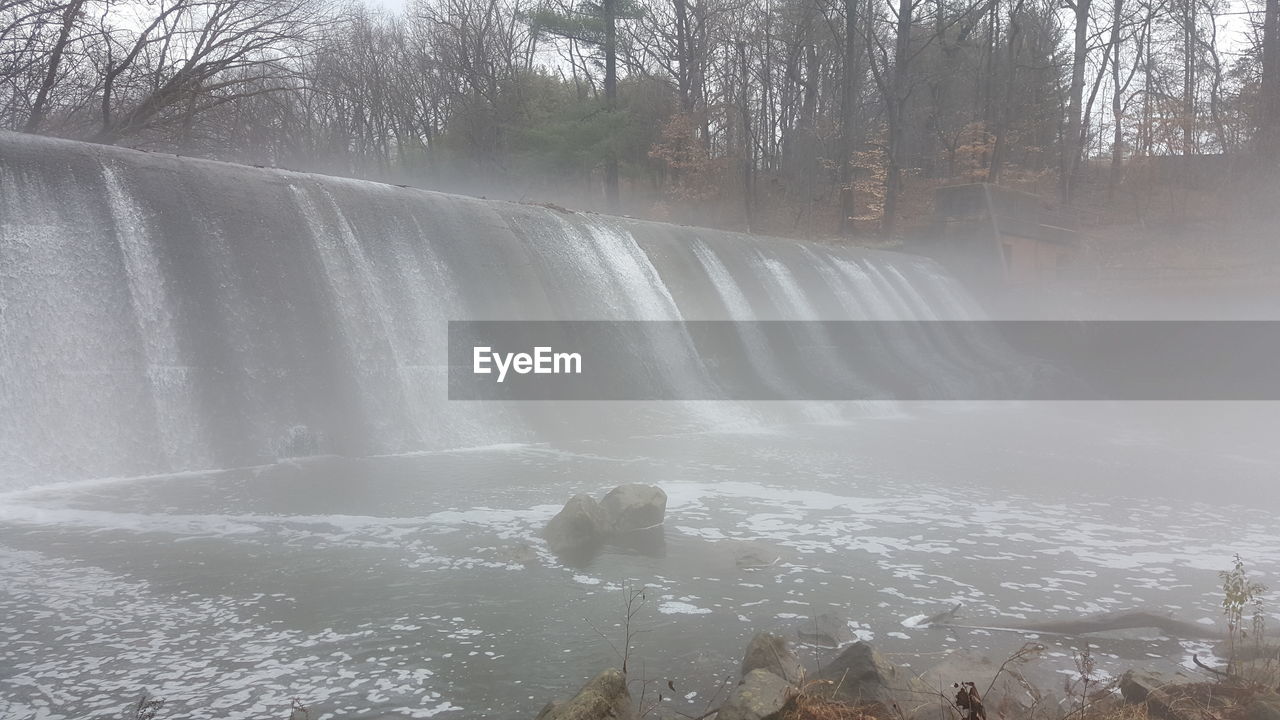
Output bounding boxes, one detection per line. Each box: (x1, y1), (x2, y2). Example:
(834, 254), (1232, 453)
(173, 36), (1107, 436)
(1, 131), (1278, 720)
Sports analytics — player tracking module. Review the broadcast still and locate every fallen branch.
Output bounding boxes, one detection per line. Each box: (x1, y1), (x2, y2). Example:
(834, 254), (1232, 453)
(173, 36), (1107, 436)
(945, 610), (1221, 641)
(1191, 654), (1229, 678)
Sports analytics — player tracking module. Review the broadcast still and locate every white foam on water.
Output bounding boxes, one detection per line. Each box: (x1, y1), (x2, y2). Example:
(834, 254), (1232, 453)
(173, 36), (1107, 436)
(0, 502), (505, 550)
(0, 548), (463, 720)
(659, 601), (713, 615)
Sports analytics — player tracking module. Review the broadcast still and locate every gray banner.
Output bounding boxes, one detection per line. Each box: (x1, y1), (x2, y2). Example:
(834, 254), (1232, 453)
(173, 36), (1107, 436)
(447, 321), (1280, 400)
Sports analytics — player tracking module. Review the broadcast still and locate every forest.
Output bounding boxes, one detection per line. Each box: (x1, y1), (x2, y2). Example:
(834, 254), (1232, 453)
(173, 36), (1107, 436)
(3, 0), (1278, 242)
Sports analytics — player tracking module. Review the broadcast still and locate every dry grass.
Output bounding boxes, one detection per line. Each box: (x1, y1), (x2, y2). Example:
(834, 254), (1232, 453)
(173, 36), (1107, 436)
(773, 680), (888, 720)
(1089, 697), (1152, 720)
(766, 676), (1278, 720)
(1155, 680), (1274, 720)
(777, 692), (882, 720)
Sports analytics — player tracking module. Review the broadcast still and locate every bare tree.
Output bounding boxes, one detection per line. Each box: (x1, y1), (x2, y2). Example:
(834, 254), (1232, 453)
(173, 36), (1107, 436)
(1260, 0), (1279, 157)
(1061, 0), (1092, 202)
(23, 0), (87, 132)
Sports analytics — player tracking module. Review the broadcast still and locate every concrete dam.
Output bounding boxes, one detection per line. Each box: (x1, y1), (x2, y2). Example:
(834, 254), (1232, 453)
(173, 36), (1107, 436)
(0, 131), (987, 489)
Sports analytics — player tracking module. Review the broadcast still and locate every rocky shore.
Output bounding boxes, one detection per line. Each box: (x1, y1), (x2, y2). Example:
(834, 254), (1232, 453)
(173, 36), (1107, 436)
(534, 486), (1280, 720)
(533, 628), (1280, 720)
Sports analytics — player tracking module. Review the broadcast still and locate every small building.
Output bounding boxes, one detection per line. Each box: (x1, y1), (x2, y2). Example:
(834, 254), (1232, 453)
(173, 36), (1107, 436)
(918, 183), (1082, 292)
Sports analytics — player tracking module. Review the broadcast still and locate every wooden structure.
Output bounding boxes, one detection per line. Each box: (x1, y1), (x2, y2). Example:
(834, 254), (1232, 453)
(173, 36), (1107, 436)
(920, 183), (1082, 291)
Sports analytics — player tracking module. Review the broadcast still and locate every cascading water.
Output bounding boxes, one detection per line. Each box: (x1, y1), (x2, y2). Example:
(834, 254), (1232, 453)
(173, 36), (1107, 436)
(290, 184), (427, 447)
(689, 240), (799, 398)
(751, 250), (875, 400)
(102, 166), (209, 469)
(0, 131), (987, 490)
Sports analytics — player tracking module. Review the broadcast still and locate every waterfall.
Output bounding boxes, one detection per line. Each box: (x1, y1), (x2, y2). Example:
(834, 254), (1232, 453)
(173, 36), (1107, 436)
(689, 240), (799, 398)
(0, 131), (992, 489)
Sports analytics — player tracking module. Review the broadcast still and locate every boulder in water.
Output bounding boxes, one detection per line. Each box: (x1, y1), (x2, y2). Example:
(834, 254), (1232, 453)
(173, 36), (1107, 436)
(498, 542), (539, 564)
(717, 669), (791, 720)
(542, 485), (667, 559)
(600, 484), (667, 533)
(539, 668), (635, 720)
(543, 495), (608, 554)
(606, 524), (667, 558)
(740, 631), (804, 684)
(732, 541), (781, 570)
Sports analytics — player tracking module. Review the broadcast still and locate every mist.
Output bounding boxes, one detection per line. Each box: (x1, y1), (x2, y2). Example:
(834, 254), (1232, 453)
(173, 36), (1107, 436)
(3, 0), (1280, 718)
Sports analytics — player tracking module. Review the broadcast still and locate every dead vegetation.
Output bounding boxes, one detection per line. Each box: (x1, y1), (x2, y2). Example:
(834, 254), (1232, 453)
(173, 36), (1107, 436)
(778, 692), (881, 720)
(1126, 679), (1280, 720)
(773, 674), (1273, 720)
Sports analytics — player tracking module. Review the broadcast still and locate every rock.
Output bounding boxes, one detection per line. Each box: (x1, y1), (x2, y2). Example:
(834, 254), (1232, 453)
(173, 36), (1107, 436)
(541, 485), (669, 561)
(812, 641), (933, 715)
(918, 650), (1059, 720)
(543, 495), (607, 555)
(919, 603), (963, 628)
(600, 484), (667, 534)
(499, 542), (539, 564)
(732, 542), (781, 570)
(1119, 670), (1165, 704)
(1118, 670), (1201, 720)
(540, 668), (635, 720)
(741, 631), (804, 684)
(534, 701), (560, 720)
(607, 524), (667, 557)
(798, 612), (855, 647)
(717, 669), (791, 720)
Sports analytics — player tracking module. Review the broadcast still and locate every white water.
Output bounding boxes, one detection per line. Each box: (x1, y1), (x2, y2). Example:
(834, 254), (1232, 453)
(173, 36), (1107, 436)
(1, 131), (984, 489)
(103, 166), (211, 468)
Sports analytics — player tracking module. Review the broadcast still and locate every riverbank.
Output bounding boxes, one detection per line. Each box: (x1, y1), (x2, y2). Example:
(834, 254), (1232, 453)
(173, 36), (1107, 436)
(533, 623), (1280, 720)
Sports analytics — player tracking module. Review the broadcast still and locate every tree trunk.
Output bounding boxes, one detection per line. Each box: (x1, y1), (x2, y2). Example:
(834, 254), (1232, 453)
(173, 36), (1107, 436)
(1061, 0), (1090, 203)
(25, 0), (86, 134)
(604, 0), (620, 212)
(1108, 0), (1124, 198)
(675, 0), (692, 112)
(1182, 0), (1196, 156)
(739, 40), (754, 231)
(1261, 0), (1280, 158)
(1141, 16), (1153, 155)
(838, 0), (862, 235)
(988, 0), (1024, 183)
(883, 0), (913, 234)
